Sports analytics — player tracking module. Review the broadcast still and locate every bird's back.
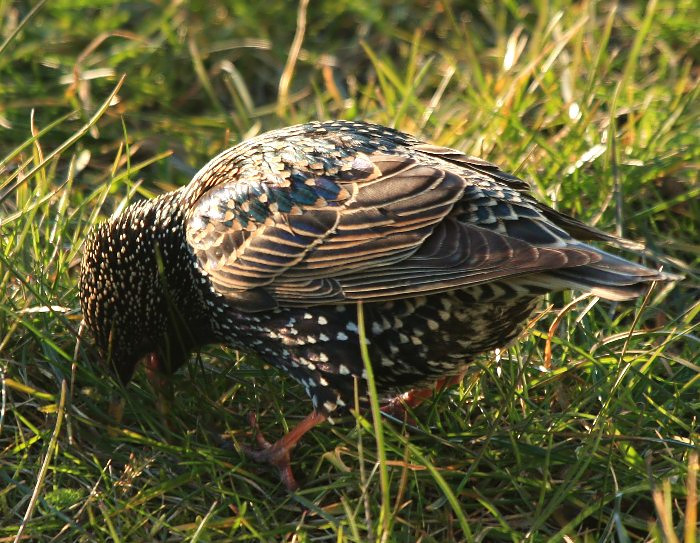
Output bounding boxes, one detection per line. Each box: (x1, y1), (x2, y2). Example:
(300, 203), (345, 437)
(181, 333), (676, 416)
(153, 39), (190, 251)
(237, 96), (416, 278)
(182, 120), (673, 310)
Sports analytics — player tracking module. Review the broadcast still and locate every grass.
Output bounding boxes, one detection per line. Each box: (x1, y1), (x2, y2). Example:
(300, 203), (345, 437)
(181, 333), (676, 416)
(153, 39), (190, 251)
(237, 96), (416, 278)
(1, 0), (699, 540)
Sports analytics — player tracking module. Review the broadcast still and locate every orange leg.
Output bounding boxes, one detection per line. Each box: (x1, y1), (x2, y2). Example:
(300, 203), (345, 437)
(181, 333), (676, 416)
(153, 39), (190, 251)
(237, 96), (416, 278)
(382, 371), (467, 419)
(243, 411), (327, 491)
(241, 371), (466, 489)
(144, 352), (172, 419)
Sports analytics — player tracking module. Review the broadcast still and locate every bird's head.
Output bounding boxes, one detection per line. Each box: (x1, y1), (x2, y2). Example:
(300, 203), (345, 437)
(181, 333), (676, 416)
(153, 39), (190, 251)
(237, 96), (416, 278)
(79, 196), (202, 385)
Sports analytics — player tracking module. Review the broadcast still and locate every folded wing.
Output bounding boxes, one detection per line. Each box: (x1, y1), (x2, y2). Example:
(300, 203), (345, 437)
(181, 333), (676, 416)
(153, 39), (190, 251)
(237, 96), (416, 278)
(186, 146), (605, 310)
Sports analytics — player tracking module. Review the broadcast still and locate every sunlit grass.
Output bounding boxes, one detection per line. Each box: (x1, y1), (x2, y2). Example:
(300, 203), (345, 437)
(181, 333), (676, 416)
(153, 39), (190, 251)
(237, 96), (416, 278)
(1, 0), (698, 540)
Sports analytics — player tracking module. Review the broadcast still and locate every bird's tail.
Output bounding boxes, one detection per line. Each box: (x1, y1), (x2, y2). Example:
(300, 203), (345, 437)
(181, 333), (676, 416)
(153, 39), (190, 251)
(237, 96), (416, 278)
(516, 246), (681, 301)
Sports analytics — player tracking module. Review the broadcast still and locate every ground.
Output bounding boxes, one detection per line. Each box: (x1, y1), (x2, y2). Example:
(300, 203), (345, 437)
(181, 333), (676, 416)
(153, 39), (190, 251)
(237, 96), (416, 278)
(1, 0), (699, 541)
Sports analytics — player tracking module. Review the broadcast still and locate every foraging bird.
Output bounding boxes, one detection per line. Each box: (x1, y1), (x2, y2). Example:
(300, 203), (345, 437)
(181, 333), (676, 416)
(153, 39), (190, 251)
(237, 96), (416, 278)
(79, 120), (676, 489)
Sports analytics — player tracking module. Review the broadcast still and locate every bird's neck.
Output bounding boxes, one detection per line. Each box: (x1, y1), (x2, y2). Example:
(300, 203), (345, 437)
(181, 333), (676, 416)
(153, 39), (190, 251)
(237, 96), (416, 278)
(136, 191), (289, 357)
(130, 191), (218, 358)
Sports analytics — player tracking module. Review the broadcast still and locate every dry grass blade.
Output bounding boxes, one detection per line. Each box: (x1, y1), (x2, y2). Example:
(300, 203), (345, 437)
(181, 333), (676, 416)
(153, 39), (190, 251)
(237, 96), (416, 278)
(652, 480), (681, 543)
(13, 380), (67, 543)
(277, 0), (310, 118)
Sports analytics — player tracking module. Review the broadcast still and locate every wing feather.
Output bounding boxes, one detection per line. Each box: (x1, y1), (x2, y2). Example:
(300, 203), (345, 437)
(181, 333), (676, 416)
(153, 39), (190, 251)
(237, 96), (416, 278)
(186, 146), (602, 310)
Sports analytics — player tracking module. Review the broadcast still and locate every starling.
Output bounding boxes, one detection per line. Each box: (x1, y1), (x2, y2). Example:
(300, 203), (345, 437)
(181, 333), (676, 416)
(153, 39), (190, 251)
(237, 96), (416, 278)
(79, 120), (677, 489)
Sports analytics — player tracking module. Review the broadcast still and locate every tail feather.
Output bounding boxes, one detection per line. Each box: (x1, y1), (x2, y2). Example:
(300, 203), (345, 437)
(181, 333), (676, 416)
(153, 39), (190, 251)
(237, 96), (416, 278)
(517, 245), (681, 301)
(535, 204), (646, 251)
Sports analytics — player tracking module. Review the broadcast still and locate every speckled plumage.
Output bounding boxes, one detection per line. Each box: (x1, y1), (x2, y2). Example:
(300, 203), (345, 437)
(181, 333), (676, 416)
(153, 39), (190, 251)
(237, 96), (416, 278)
(80, 120), (674, 417)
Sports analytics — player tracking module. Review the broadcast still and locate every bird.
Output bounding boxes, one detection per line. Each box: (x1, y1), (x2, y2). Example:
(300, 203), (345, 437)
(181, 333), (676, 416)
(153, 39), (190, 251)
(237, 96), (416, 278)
(79, 120), (677, 490)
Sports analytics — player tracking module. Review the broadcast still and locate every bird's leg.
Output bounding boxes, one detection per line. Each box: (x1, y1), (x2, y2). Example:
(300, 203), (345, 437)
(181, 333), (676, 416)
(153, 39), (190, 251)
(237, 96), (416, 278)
(382, 370), (467, 419)
(243, 410), (327, 491)
(144, 352), (173, 420)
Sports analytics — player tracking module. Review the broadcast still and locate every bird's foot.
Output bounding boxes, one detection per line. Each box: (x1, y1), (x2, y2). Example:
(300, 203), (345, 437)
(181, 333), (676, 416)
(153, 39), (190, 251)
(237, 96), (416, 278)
(242, 411), (326, 491)
(381, 371), (467, 421)
(381, 389), (434, 422)
(243, 413), (297, 491)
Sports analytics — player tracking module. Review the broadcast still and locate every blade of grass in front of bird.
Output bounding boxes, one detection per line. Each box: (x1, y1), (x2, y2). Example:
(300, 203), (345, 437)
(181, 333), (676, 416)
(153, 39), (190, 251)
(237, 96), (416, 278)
(356, 301), (391, 542)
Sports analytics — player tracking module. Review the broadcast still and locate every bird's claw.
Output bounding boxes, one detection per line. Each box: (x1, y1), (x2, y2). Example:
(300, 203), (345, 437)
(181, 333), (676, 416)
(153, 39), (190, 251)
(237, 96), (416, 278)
(242, 412), (300, 491)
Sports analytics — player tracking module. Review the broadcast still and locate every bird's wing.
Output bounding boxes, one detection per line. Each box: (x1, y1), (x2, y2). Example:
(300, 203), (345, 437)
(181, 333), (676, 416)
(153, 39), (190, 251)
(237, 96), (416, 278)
(186, 147), (600, 310)
(414, 142), (644, 248)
